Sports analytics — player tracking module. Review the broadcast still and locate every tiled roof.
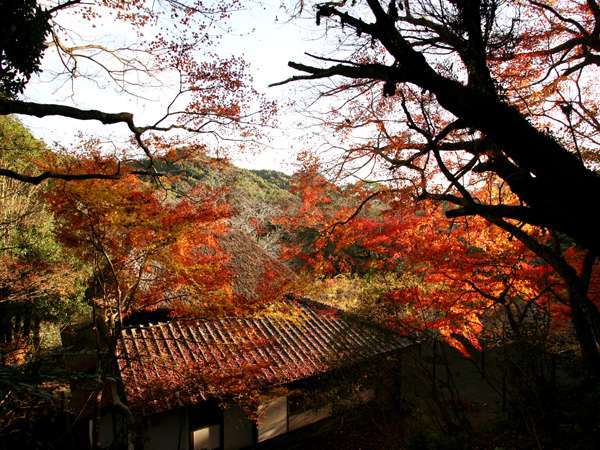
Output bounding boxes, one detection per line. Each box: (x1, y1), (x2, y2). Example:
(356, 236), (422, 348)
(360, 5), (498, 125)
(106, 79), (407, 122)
(116, 299), (410, 414)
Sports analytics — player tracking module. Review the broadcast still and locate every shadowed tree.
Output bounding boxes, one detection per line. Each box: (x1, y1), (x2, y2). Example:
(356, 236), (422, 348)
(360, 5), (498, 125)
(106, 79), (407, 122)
(275, 0), (600, 372)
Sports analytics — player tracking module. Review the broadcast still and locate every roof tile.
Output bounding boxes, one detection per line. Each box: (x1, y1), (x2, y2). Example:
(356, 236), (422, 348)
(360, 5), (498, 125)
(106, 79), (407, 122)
(116, 299), (409, 414)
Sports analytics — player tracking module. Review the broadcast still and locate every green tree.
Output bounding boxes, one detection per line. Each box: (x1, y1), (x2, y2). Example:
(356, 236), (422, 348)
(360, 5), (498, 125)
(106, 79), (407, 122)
(0, 117), (88, 330)
(0, 0), (50, 98)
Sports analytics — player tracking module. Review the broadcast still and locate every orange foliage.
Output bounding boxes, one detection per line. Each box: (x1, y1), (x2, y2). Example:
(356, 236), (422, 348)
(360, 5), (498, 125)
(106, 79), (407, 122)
(46, 163), (234, 318)
(278, 167), (573, 355)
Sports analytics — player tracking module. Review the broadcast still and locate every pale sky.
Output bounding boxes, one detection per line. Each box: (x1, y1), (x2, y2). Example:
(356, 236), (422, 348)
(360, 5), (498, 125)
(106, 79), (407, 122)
(20, 0), (329, 174)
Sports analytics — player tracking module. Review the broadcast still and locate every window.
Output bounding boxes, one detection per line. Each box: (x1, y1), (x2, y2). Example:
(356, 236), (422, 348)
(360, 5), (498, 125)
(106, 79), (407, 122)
(192, 424), (220, 450)
(189, 401), (222, 449)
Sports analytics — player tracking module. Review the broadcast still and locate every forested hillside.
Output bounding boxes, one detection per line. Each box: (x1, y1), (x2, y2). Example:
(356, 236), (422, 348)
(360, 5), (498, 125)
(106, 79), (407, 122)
(1, 118), (297, 319)
(151, 154), (296, 256)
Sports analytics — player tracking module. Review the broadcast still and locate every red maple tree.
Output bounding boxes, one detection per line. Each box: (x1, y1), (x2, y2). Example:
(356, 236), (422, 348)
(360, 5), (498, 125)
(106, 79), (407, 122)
(278, 166), (596, 356)
(45, 159), (234, 330)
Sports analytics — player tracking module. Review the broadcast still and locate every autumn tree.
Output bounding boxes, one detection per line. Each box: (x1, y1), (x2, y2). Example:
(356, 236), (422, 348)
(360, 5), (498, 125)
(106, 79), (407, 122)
(278, 166), (574, 356)
(46, 165), (235, 335)
(275, 0), (600, 371)
(0, 0), (273, 183)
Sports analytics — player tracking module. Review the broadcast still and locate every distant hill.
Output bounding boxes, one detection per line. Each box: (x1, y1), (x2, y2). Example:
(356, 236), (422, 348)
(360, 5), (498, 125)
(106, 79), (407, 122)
(150, 155), (297, 256)
(249, 169), (291, 190)
(153, 155), (292, 203)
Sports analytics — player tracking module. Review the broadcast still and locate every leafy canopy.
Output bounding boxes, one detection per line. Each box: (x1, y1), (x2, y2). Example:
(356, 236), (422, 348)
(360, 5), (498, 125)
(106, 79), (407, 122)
(0, 0), (50, 97)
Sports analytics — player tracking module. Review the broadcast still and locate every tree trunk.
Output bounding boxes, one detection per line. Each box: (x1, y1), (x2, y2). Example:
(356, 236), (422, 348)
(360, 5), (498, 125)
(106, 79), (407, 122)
(568, 285), (600, 375)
